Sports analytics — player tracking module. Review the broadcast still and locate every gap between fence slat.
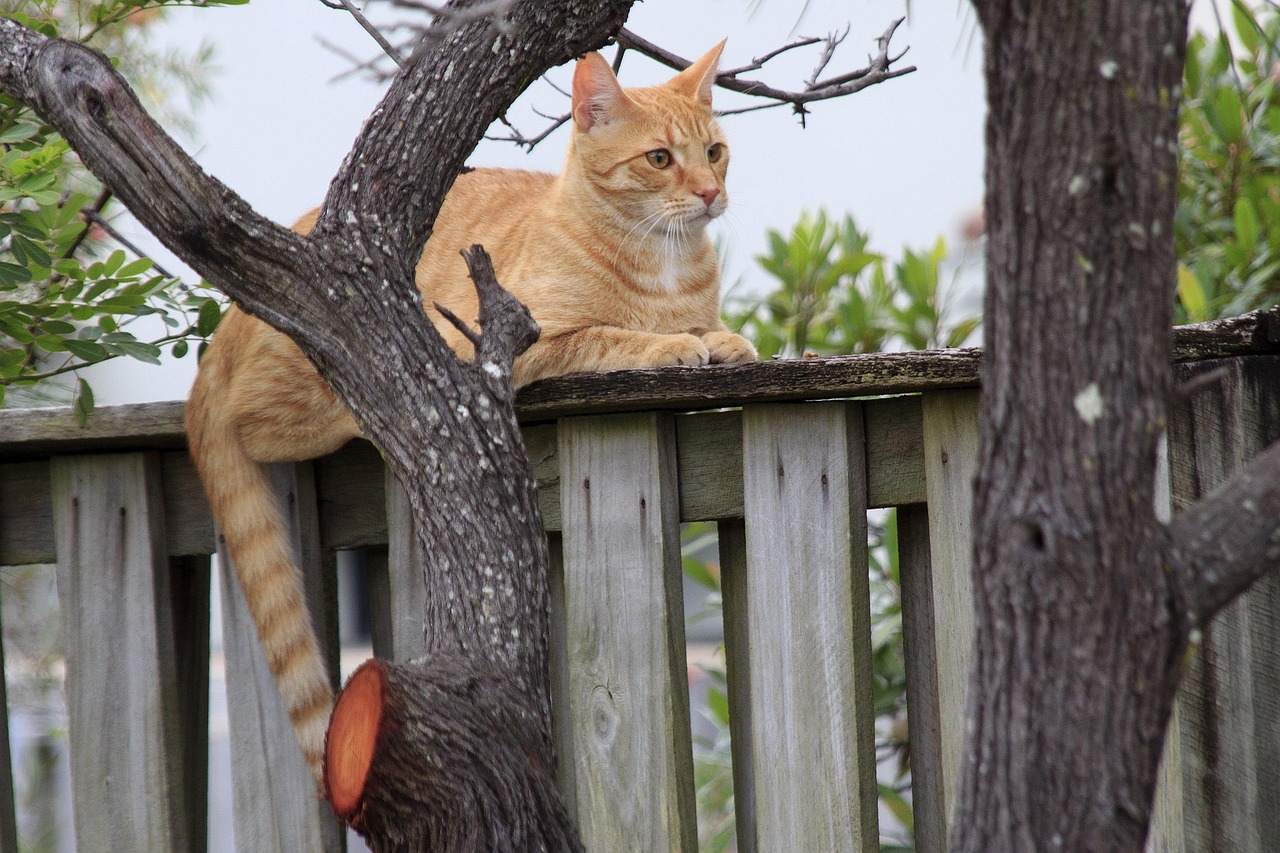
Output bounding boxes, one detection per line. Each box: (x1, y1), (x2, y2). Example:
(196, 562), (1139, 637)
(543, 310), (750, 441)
(717, 517), (757, 853)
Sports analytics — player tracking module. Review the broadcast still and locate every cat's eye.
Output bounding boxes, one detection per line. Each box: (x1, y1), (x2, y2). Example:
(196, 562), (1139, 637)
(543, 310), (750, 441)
(646, 149), (672, 170)
(707, 143), (724, 163)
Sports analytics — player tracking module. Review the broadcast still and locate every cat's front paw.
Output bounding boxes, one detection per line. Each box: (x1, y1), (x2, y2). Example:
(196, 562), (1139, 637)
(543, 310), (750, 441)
(643, 333), (711, 367)
(702, 331), (758, 364)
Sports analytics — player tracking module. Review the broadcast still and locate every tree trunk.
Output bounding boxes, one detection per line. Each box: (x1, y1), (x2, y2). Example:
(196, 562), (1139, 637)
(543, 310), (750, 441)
(957, 2), (1190, 850)
(0, 5), (635, 849)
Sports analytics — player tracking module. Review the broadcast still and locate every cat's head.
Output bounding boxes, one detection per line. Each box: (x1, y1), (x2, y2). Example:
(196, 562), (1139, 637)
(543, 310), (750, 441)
(568, 42), (729, 236)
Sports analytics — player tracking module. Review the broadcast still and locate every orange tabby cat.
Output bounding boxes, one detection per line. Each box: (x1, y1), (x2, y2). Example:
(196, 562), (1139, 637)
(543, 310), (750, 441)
(185, 42), (756, 784)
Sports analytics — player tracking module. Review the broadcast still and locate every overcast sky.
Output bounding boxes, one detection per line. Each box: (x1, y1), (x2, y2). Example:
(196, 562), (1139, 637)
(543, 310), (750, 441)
(84, 0), (1219, 403)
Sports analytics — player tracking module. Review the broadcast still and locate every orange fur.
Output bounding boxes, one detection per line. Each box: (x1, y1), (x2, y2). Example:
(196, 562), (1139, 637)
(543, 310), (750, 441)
(185, 42), (755, 785)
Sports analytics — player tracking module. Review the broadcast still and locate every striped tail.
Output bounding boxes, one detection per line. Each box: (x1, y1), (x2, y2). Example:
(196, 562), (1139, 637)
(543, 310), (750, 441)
(186, 374), (334, 785)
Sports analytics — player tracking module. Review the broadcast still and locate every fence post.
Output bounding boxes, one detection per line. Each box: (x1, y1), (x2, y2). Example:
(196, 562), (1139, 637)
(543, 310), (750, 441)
(50, 452), (190, 851)
(217, 461), (343, 852)
(739, 401), (879, 852)
(559, 412), (697, 851)
(917, 389), (981, 839)
(1152, 355), (1280, 852)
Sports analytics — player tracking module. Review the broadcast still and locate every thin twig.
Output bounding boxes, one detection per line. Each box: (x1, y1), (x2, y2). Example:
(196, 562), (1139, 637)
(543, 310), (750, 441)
(319, 0), (405, 68)
(81, 208), (177, 279)
(488, 19), (915, 147)
(434, 301), (483, 349)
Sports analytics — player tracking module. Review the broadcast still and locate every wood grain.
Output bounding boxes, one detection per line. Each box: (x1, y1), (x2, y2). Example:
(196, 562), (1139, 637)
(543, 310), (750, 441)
(920, 389), (982, 837)
(50, 453), (189, 851)
(559, 413), (697, 851)
(740, 402), (879, 852)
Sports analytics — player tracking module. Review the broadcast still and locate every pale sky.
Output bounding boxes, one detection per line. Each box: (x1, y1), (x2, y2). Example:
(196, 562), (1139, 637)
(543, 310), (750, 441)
(84, 1), (992, 402)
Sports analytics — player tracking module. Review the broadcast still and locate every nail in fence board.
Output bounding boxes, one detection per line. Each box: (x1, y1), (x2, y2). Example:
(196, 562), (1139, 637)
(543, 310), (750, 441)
(740, 402), (878, 852)
(1155, 355), (1280, 853)
(50, 453), (189, 851)
(920, 389), (981, 836)
(216, 461), (343, 852)
(559, 413), (697, 851)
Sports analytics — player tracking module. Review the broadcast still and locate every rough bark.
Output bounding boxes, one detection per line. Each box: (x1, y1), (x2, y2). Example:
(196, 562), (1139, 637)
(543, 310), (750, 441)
(960, 2), (1280, 852)
(0, 4), (635, 847)
(325, 658), (581, 852)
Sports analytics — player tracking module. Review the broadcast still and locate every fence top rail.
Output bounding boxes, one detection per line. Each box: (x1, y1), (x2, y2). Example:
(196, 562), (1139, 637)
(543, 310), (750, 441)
(0, 309), (1275, 458)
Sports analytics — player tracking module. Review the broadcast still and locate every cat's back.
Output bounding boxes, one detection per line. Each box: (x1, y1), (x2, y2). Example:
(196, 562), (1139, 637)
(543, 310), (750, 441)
(433, 168), (555, 244)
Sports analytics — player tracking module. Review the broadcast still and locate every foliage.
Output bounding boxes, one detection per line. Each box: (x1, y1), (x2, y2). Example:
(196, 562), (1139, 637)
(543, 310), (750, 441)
(1176, 1), (1280, 322)
(0, 1), (237, 414)
(728, 210), (979, 359)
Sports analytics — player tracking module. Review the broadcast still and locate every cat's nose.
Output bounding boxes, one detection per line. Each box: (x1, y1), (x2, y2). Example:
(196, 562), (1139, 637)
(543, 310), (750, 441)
(694, 187), (720, 207)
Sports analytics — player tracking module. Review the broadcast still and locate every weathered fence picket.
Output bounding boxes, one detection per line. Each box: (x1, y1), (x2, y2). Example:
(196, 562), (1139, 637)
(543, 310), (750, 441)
(559, 413), (698, 851)
(740, 401), (878, 852)
(0, 337), (1277, 851)
(50, 453), (190, 851)
(918, 389), (982, 837)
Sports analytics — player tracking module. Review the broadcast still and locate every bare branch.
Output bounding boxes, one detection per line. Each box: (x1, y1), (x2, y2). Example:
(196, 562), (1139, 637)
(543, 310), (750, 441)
(1169, 437), (1280, 626)
(320, 0), (405, 68)
(720, 35), (824, 77)
(487, 18), (915, 149)
(616, 18), (915, 107)
(433, 301), (482, 349)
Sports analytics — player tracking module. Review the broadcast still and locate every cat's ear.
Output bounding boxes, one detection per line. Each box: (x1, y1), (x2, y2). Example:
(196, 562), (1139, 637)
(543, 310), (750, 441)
(572, 52), (633, 132)
(668, 39), (726, 107)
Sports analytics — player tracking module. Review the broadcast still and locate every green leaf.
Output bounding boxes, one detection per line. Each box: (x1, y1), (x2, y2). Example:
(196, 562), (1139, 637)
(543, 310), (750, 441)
(116, 257), (154, 278)
(1234, 196), (1261, 256)
(101, 249), (126, 277)
(106, 339), (162, 365)
(1213, 87), (1246, 145)
(73, 377), (94, 427)
(196, 299), (223, 337)
(1178, 263), (1209, 323)
(37, 319), (76, 335)
(0, 348), (27, 378)
(1233, 1), (1262, 56)
(62, 339), (109, 362)
(878, 783), (914, 834)
(171, 339), (189, 359)
(0, 262), (33, 288)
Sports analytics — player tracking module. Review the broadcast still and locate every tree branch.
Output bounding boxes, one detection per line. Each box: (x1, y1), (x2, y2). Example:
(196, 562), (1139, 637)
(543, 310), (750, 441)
(487, 19), (915, 147)
(1169, 437), (1280, 626)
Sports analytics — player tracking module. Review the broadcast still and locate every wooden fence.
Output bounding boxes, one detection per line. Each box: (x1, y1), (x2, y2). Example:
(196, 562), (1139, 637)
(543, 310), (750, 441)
(0, 327), (1277, 852)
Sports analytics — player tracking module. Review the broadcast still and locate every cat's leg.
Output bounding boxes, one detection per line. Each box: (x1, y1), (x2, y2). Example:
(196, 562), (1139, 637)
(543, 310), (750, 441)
(700, 329), (758, 364)
(514, 325), (734, 385)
